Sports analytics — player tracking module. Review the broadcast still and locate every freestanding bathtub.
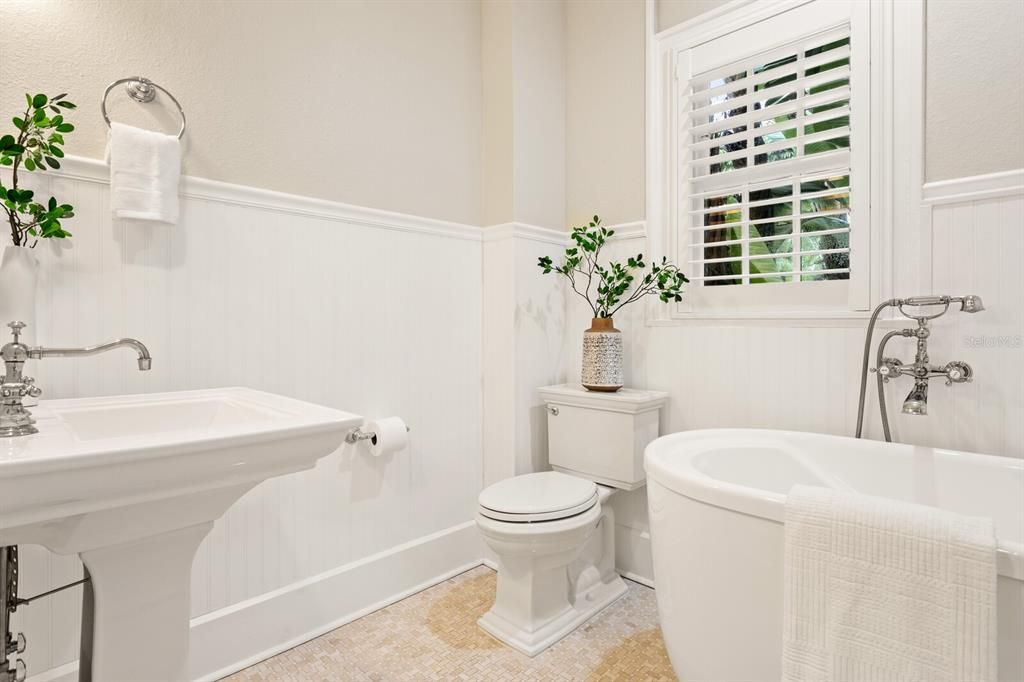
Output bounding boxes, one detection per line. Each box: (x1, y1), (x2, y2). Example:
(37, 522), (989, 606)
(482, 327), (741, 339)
(645, 429), (1024, 682)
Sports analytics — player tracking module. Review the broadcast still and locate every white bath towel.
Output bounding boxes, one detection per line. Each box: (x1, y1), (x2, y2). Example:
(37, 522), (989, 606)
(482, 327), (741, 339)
(782, 485), (998, 682)
(107, 122), (180, 223)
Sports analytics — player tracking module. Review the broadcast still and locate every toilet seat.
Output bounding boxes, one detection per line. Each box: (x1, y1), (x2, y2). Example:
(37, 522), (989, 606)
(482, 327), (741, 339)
(478, 471), (599, 523)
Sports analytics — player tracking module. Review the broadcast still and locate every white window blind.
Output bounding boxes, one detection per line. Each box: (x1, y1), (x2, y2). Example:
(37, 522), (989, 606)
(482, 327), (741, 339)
(682, 26), (853, 287)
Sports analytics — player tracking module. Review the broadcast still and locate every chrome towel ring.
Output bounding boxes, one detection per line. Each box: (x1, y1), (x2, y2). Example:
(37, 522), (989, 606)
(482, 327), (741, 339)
(101, 77), (186, 139)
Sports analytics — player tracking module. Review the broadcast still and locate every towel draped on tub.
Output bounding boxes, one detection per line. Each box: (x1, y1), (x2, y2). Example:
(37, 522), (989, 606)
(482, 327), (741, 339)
(783, 485), (998, 682)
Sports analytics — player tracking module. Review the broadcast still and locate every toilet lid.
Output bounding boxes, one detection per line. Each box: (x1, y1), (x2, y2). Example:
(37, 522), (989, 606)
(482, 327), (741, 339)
(478, 471), (598, 523)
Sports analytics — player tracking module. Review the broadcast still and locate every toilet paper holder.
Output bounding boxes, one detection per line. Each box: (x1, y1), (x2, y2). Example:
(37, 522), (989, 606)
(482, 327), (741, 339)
(345, 423), (410, 445)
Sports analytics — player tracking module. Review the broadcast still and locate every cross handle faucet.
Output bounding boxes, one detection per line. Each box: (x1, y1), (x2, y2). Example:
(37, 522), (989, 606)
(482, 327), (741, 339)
(1, 321), (152, 438)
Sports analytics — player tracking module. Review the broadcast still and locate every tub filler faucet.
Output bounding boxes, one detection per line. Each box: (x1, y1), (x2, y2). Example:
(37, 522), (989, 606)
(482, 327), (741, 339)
(0, 321), (152, 437)
(855, 296), (984, 442)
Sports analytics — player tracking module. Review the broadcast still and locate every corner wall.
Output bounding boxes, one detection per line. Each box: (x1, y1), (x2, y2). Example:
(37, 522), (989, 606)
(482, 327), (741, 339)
(481, 1), (571, 486)
(572, 0), (1024, 220)
(6, 159), (486, 680)
(0, 0), (483, 225)
(562, 0), (1024, 585)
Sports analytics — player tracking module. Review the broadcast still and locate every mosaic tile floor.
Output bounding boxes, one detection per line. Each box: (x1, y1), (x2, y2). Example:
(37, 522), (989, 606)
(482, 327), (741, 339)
(224, 565), (677, 681)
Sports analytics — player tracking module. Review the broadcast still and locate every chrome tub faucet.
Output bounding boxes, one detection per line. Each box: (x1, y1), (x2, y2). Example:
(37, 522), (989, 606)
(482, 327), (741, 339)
(0, 321), (152, 437)
(855, 295), (984, 442)
(875, 313), (975, 416)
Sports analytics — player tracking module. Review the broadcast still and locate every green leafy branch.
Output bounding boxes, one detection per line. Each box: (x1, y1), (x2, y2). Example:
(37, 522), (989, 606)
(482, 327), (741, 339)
(538, 216), (689, 319)
(1, 92), (77, 247)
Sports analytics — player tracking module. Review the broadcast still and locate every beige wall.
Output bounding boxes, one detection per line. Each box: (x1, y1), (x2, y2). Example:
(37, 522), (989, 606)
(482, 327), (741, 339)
(482, 1), (516, 226)
(512, 0), (567, 230)
(481, 0), (567, 230)
(658, 0), (729, 32)
(5, 0), (1019, 228)
(0, 0), (482, 225)
(926, 0), (1024, 181)
(566, 0), (646, 227)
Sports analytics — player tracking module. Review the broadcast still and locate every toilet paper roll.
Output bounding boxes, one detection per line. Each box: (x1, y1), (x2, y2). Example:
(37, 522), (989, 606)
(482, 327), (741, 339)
(366, 417), (409, 457)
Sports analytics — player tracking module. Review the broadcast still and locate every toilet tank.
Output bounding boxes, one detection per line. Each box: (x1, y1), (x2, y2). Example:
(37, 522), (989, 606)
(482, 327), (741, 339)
(539, 384), (669, 491)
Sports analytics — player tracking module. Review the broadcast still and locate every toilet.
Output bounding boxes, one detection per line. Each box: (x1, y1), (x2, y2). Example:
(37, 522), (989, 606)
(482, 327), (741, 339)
(476, 384), (669, 656)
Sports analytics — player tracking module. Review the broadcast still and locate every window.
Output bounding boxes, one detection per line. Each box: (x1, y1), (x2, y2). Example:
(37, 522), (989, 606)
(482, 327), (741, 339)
(650, 0), (880, 318)
(687, 29), (852, 287)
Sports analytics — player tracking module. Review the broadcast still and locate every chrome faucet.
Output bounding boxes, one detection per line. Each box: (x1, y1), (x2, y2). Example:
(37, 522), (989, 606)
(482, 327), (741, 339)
(0, 321), (152, 437)
(875, 314), (975, 416)
(855, 295), (984, 441)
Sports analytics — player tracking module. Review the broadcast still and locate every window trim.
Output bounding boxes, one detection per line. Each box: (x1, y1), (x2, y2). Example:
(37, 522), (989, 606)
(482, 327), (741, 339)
(645, 0), (921, 321)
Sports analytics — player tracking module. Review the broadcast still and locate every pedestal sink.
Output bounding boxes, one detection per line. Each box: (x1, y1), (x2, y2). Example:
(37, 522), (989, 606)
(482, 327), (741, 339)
(0, 387), (361, 682)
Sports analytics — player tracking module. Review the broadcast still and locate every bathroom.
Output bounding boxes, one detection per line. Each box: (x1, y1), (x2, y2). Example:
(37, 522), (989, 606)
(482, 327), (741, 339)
(0, 0), (1021, 680)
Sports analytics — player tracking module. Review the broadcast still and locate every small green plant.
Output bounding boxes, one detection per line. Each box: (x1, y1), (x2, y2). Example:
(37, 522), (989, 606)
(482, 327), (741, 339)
(538, 216), (689, 319)
(0, 92), (77, 247)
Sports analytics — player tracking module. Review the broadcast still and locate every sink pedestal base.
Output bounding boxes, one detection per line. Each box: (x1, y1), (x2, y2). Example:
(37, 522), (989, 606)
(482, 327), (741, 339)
(0, 388), (362, 681)
(78, 522), (213, 682)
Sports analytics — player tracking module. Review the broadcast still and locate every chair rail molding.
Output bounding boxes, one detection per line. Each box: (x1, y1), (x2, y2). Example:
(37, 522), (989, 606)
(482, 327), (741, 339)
(27, 155), (483, 243)
(481, 221), (646, 246)
(922, 169), (1024, 206)
(481, 222), (569, 245)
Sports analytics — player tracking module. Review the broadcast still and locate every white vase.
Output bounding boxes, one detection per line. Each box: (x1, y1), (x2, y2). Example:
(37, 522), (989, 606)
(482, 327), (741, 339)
(0, 245), (39, 344)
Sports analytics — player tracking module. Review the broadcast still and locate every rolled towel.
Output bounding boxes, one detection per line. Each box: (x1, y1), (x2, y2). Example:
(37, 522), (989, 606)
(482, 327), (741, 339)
(107, 121), (180, 223)
(783, 485), (998, 682)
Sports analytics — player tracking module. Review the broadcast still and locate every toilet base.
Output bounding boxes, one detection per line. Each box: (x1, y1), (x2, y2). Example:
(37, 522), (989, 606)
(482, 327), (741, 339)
(478, 572), (627, 657)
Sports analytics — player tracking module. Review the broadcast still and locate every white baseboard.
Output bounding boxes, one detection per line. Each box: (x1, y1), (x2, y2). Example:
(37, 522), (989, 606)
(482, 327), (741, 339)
(614, 523), (654, 587)
(25, 661), (78, 682)
(29, 522), (484, 682)
(621, 570), (654, 589)
(192, 521), (484, 680)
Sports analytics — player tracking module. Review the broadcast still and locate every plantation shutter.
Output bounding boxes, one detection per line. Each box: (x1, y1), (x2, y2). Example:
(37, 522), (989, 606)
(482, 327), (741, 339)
(681, 26), (853, 287)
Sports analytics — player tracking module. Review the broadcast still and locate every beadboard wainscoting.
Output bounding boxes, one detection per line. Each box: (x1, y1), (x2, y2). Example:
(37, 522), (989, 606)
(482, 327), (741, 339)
(4, 157), (485, 681)
(562, 173), (1024, 585)
(481, 224), (570, 486)
(4, 154), (1020, 675)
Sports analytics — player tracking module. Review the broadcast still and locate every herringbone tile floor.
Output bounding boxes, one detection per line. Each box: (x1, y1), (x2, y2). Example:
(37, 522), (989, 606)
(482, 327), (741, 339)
(223, 566), (676, 681)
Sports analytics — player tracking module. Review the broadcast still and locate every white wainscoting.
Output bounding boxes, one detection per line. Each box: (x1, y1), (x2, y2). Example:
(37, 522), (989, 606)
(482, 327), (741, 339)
(6, 154), (1019, 673)
(481, 224), (570, 485)
(5, 157), (485, 681)
(907, 169), (1024, 457)
(562, 173), (1024, 585)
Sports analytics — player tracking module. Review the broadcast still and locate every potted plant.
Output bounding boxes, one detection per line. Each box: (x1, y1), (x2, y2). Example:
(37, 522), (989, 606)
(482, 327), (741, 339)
(0, 92), (77, 339)
(538, 216), (688, 392)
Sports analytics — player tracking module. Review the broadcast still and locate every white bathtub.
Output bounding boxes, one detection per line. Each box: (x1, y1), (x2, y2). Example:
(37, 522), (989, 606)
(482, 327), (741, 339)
(645, 429), (1024, 682)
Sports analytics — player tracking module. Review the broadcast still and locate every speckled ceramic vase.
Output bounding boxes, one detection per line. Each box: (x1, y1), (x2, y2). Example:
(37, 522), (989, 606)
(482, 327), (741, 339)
(581, 317), (623, 392)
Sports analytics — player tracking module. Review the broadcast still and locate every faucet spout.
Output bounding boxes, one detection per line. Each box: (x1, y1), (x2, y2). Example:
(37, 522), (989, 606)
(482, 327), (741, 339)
(28, 338), (153, 371)
(1, 322), (153, 437)
(902, 380), (929, 416)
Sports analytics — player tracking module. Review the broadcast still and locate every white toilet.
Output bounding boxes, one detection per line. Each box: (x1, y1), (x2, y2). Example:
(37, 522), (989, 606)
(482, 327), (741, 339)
(476, 384), (668, 656)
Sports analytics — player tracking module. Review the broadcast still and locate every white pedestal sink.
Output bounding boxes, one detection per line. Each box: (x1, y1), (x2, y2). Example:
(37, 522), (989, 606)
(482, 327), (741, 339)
(0, 388), (361, 682)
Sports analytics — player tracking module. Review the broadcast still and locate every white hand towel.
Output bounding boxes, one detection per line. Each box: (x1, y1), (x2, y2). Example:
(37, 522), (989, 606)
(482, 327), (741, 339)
(783, 485), (998, 682)
(107, 121), (180, 223)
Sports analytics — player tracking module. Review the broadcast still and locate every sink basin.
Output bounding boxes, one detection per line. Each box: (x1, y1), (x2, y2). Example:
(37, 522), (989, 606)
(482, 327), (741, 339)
(0, 387), (360, 536)
(57, 394), (288, 441)
(0, 387), (361, 682)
